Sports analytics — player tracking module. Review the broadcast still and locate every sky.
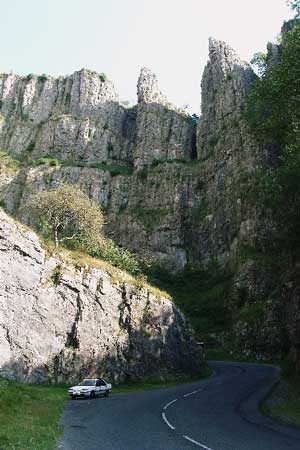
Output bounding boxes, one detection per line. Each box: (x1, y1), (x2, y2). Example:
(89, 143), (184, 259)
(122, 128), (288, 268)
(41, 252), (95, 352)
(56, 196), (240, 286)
(0, 0), (293, 113)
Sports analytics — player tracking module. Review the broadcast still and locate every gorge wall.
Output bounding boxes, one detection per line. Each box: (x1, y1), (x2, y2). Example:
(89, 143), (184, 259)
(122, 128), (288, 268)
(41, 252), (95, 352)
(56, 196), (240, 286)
(0, 37), (298, 364)
(0, 40), (262, 270)
(0, 209), (202, 383)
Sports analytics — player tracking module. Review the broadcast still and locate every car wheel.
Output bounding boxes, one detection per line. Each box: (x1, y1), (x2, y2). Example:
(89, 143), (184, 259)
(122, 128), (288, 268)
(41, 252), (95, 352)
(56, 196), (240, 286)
(104, 390), (109, 397)
(90, 391), (95, 399)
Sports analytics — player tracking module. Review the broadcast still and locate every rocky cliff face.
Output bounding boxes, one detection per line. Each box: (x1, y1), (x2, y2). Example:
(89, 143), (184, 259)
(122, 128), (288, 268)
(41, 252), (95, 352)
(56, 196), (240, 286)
(0, 42), (259, 269)
(0, 209), (202, 383)
(0, 68), (195, 168)
(0, 37), (296, 363)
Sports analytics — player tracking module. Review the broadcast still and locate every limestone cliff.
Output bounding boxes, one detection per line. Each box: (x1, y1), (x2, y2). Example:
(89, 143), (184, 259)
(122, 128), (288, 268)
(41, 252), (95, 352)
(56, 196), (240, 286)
(0, 209), (202, 383)
(0, 44), (258, 269)
(0, 37), (297, 364)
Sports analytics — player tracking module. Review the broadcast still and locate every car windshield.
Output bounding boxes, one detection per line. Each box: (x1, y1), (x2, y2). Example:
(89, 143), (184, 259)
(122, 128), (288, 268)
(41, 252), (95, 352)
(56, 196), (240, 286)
(78, 379), (95, 386)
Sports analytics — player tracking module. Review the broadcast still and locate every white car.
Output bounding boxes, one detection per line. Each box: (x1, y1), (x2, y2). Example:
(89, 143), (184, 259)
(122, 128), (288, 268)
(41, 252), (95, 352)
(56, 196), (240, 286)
(68, 378), (112, 399)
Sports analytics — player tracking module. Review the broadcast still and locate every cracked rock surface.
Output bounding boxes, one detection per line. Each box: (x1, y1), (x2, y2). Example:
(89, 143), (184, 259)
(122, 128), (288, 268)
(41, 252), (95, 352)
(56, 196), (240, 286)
(0, 209), (203, 383)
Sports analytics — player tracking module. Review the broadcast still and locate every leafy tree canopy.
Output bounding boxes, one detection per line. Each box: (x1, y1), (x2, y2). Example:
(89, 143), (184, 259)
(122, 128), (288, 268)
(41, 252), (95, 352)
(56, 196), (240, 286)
(246, 17), (300, 253)
(26, 183), (104, 248)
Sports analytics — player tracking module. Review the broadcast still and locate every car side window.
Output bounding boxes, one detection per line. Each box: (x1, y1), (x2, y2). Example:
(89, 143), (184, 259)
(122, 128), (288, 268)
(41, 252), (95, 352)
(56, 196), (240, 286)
(96, 380), (101, 387)
(99, 379), (106, 386)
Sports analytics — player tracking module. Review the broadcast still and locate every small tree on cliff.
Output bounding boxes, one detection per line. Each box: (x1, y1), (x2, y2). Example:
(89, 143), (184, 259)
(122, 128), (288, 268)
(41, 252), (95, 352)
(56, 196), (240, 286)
(26, 183), (104, 248)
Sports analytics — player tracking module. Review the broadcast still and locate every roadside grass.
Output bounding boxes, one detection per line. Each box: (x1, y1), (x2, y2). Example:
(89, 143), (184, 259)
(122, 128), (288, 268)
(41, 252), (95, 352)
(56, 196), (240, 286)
(262, 376), (300, 428)
(0, 367), (212, 449)
(0, 377), (67, 450)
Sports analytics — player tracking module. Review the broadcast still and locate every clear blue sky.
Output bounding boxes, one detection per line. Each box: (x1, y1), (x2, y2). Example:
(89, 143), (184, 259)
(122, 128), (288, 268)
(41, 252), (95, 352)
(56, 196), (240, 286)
(0, 0), (293, 113)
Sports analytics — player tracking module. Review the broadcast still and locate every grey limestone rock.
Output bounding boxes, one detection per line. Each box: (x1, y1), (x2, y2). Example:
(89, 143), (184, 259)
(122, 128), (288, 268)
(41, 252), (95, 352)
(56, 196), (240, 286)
(0, 208), (203, 383)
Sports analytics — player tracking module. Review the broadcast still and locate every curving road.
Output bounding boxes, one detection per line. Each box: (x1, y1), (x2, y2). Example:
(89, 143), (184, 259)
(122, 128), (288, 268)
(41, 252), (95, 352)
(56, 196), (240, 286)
(58, 362), (300, 450)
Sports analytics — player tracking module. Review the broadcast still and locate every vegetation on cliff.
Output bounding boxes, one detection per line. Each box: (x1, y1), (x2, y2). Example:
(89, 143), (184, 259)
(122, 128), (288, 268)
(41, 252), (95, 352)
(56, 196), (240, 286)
(247, 14), (300, 254)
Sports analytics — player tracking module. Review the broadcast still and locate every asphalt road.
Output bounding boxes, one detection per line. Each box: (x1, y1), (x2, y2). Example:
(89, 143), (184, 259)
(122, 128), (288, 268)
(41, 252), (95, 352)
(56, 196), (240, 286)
(58, 362), (300, 450)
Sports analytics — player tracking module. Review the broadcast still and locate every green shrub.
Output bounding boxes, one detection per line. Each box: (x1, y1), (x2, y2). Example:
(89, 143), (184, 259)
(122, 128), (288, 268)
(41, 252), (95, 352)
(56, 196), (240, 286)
(86, 162), (133, 176)
(89, 239), (142, 275)
(30, 156), (60, 166)
(0, 150), (22, 168)
(26, 141), (35, 153)
(21, 111), (29, 121)
(38, 74), (48, 83)
(99, 73), (108, 82)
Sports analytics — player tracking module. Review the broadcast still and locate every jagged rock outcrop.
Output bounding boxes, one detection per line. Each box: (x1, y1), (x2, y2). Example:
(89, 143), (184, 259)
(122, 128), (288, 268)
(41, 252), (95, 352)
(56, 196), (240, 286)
(137, 68), (168, 105)
(197, 38), (257, 157)
(0, 209), (203, 383)
(0, 68), (196, 168)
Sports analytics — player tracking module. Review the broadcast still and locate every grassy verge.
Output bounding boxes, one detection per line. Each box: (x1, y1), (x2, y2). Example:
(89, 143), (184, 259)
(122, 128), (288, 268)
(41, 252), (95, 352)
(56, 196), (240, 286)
(0, 377), (67, 450)
(0, 367), (212, 449)
(262, 375), (300, 428)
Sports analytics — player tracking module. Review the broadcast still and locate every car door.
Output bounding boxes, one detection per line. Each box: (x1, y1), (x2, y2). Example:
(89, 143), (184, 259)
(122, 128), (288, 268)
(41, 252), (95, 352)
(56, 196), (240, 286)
(99, 378), (107, 393)
(95, 379), (101, 394)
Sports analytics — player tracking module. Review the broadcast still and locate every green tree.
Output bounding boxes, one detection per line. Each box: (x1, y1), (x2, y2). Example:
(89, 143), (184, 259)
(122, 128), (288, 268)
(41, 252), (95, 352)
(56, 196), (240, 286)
(246, 18), (300, 253)
(250, 52), (267, 76)
(26, 183), (104, 248)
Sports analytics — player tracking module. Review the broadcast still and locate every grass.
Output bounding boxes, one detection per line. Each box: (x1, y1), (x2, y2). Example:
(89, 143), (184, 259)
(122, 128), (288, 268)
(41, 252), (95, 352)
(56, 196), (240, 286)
(43, 243), (171, 301)
(262, 376), (300, 428)
(0, 150), (133, 177)
(0, 150), (22, 169)
(0, 377), (67, 450)
(0, 367), (212, 449)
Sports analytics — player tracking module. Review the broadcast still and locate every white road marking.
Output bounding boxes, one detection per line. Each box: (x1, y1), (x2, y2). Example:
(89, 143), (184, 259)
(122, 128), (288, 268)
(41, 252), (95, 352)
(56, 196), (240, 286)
(183, 435), (214, 450)
(162, 412), (176, 430)
(183, 390), (198, 397)
(163, 398), (178, 410)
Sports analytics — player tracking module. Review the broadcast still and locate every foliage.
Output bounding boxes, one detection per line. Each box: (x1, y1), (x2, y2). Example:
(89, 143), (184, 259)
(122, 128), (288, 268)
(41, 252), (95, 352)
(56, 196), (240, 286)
(86, 161), (133, 176)
(26, 73), (34, 82)
(250, 52), (267, 76)
(99, 72), (108, 82)
(246, 19), (300, 254)
(25, 183), (104, 248)
(0, 377), (66, 450)
(21, 111), (29, 121)
(89, 238), (142, 275)
(0, 150), (22, 168)
(30, 155), (60, 166)
(38, 74), (48, 83)
(145, 263), (233, 341)
(246, 19), (300, 147)
(26, 141), (35, 153)
(262, 374), (300, 428)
